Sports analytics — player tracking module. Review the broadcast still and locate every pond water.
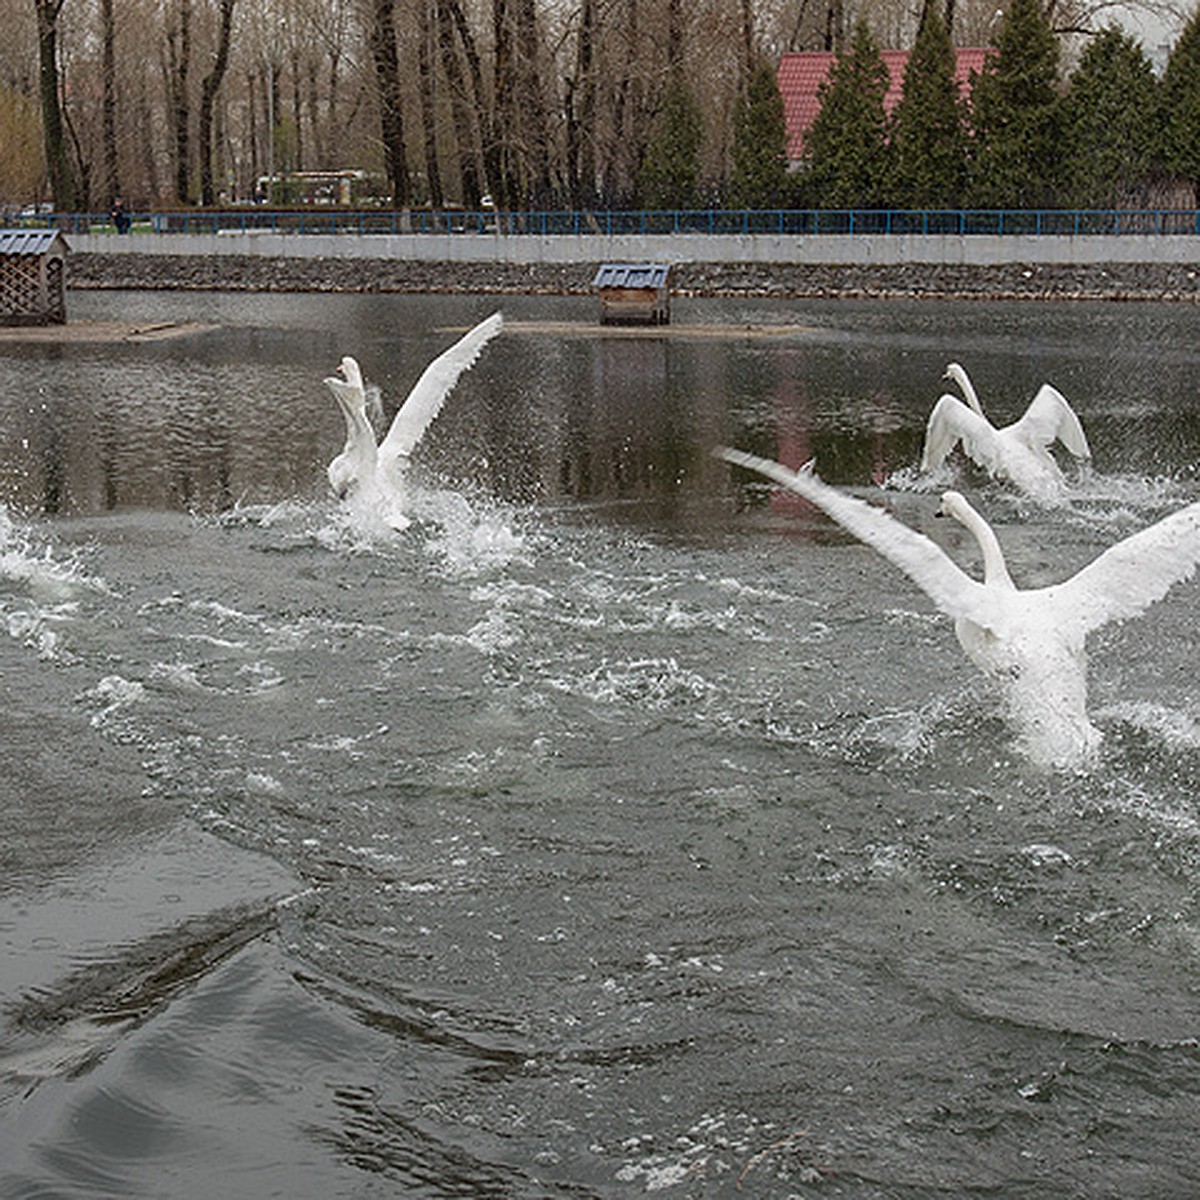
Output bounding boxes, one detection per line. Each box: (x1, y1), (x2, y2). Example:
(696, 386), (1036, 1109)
(0, 289), (1198, 1198)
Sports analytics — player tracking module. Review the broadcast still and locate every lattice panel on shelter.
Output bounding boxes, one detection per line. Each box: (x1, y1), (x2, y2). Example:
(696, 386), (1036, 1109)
(0, 256), (42, 317)
(45, 257), (65, 322)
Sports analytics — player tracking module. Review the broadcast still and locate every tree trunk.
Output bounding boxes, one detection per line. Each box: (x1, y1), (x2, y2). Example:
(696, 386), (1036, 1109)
(823, 0), (845, 51)
(418, 0), (443, 207)
(567, 0), (596, 206)
(245, 70), (258, 189)
(101, 0), (119, 202)
(490, 0), (514, 207)
(306, 57), (321, 167)
(604, 0), (640, 204)
(291, 48), (304, 171)
(437, 0), (483, 208)
(514, 0), (550, 204)
(325, 48), (343, 171)
(667, 0), (683, 73)
(441, 0), (487, 201)
(741, 0), (754, 79)
(35, 0), (77, 210)
(369, 0), (409, 207)
(268, 60), (280, 182)
(167, 0), (192, 203)
(198, 0), (236, 206)
(786, 0), (813, 52)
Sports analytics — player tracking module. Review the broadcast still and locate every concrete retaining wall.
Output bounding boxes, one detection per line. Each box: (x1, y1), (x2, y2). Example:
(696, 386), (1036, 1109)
(69, 231), (1200, 267)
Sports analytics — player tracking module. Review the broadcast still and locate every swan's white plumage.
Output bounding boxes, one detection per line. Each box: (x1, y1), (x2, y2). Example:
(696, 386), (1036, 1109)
(718, 446), (1200, 769)
(920, 363), (1091, 501)
(323, 312), (503, 528)
(378, 311), (504, 462)
(325, 357), (377, 501)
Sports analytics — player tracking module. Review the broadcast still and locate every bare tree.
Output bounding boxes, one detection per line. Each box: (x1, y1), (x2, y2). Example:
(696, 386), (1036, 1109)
(437, 0), (485, 206)
(565, 0), (597, 205)
(418, 0), (443, 206)
(35, 0), (77, 208)
(368, 0), (409, 206)
(198, 0), (236, 204)
(101, 0), (119, 201)
(165, 0), (192, 202)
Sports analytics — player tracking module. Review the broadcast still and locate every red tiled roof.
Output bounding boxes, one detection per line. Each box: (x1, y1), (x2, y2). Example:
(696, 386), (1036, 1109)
(778, 48), (989, 161)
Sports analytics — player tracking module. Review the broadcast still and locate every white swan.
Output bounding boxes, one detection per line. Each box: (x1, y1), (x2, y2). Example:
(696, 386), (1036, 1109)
(718, 446), (1200, 770)
(324, 312), (503, 529)
(920, 362), (1091, 501)
(325, 356), (379, 501)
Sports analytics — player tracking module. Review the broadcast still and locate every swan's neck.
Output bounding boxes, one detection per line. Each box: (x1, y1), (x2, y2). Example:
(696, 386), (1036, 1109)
(951, 366), (985, 418)
(955, 501), (1014, 588)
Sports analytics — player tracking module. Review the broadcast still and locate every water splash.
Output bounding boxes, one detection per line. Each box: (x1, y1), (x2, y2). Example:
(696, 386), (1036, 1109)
(311, 482), (530, 576)
(1100, 700), (1200, 755)
(888, 461), (1194, 525)
(84, 674), (147, 728)
(0, 505), (103, 600)
(0, 506), (107, 658)
(418, 487), (530, 578)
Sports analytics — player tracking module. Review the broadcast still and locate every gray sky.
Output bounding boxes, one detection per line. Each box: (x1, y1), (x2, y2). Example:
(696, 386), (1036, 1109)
(1112, 3), (1188, 67)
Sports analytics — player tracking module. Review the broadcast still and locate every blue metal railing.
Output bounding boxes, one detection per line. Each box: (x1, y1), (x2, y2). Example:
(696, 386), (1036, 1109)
(10, 207), (1200, 237)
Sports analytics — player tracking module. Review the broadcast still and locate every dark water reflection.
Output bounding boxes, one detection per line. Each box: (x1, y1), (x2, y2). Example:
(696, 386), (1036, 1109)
(3, 290), (1198, 522)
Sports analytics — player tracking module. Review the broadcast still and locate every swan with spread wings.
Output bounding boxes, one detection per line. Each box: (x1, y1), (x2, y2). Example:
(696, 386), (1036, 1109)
(325, 312), (503, 529)
(920, 362), (1091, 502)
(719, 446), (1200, 770)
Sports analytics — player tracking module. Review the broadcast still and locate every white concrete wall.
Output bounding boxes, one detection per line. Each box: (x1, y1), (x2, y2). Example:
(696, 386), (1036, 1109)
(70, 230), (1200, 266)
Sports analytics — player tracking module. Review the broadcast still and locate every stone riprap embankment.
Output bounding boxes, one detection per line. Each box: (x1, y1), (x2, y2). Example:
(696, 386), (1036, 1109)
(69, 252), (1200, 302)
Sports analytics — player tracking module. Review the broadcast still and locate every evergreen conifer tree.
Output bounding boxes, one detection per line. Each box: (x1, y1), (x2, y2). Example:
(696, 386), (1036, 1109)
(1061, 27), (1158, 208)
(888, 5), (968, 208)
(968, 0), (1063, 208)
(1160, 6), (1200, 202)
(802, 20), (891, 208)
(730, 60), (791, 209)
(638, 76), (704, 209)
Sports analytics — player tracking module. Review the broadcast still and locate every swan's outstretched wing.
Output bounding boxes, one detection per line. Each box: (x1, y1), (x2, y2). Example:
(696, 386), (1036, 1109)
(1049, 499), (1200, 634)
(718, 447), (988, 622)
(1010, 384), (1091, 459)
(920, 394), (1006, 475)
(363, 382), (384, 430)
(378, 312), (504, 464)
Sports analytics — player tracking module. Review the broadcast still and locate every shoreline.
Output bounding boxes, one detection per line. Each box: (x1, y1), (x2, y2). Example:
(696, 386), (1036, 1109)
(68, 252), (1200, 303)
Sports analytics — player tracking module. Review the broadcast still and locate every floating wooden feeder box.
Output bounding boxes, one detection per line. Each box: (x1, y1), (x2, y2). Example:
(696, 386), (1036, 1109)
(593, 262), (672, 326)
(0, 229), (68, 325)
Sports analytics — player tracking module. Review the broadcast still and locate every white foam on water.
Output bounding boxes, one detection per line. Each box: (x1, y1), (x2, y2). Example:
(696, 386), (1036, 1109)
(885, 462), (941, 493)
(1022, 842), (1074, 867)
(3, 607), (69, 659)
(213, 498), (318, 529)
(148, 660), (209, 692)
(419, 487), (531, 578)
(1089, 776), (1200, 840)
(84, 674), (147, 728)
(888, 462), (1194, 524)
(1100, 700), (1200, 754)
(0, 507), (103, 599)
(245, 772), (285, 796)
(311, 482), (531, 578)
(553, 656), (717, 711)
(0, 506), (110, 659)
(712, 574), (819, 607)
(1066, 467), (1191, 513)
(613, 1110), (823, 1193)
